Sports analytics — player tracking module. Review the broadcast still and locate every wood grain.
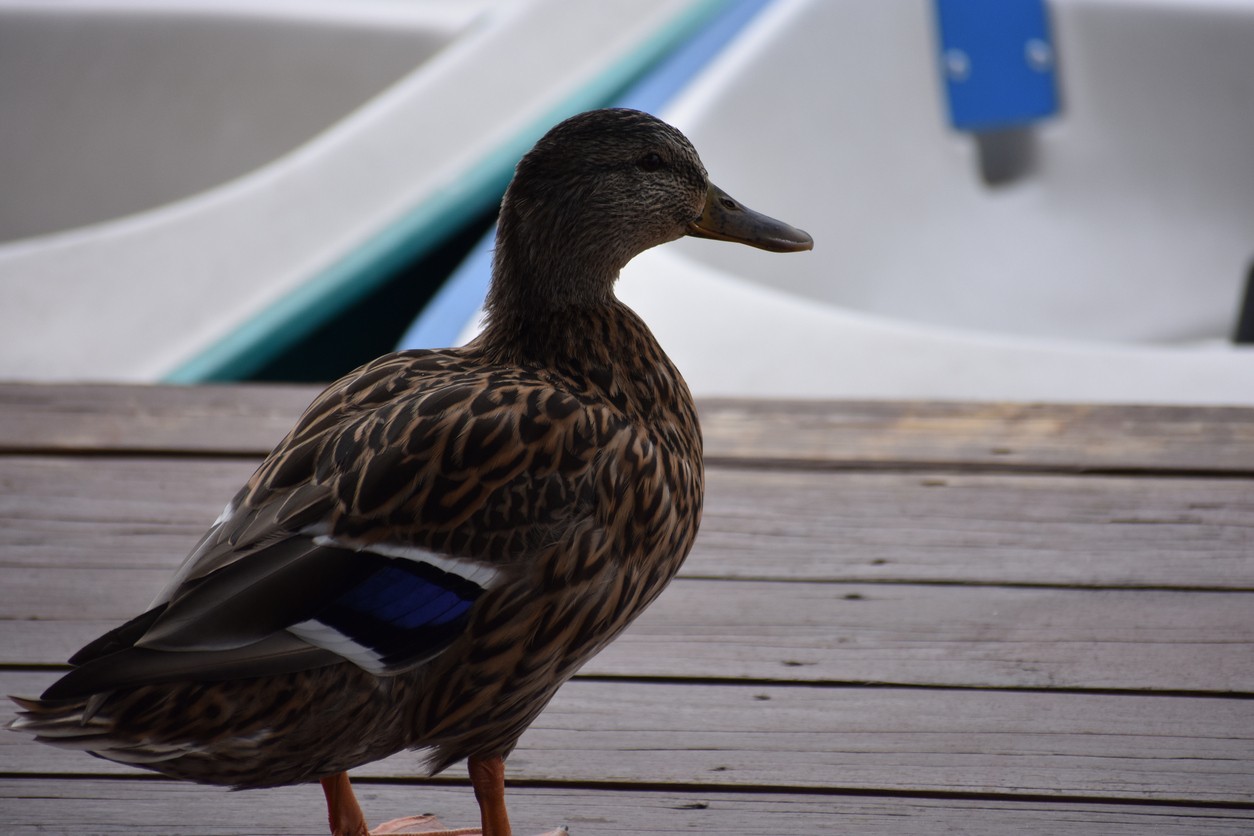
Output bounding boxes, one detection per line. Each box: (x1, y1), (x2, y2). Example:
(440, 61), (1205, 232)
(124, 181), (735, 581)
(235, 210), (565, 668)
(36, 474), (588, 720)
(4, 779), (1253, 836)
(698, 467), (1254, 587)
(4, 672), (1251, 804)
(3, 382), (1252, 831)
(4, 382), (1253, 473)
(699, 398), (1254, 473)
(0, 382), (309, 456)
(3, 455), (1251, 588)
(6, 578), (1251, 692)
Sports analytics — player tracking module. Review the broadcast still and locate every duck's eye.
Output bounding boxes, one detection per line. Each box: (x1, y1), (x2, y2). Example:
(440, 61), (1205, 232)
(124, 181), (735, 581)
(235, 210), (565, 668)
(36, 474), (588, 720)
(637, 152), (665, 172)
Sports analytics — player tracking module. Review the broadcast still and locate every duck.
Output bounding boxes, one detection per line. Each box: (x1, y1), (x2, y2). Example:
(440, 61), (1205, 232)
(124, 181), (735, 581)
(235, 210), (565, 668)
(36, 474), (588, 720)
(9, 107), (812, 836)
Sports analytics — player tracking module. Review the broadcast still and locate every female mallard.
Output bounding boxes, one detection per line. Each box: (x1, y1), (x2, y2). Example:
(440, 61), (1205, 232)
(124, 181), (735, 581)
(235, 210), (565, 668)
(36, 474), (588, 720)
(10, 108), (812, 836)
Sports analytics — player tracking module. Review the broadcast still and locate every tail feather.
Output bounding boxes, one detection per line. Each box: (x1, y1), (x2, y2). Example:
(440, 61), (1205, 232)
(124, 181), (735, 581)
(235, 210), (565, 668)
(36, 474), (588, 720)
(8, 693), (188, 764)
(8, 693), (109, 740)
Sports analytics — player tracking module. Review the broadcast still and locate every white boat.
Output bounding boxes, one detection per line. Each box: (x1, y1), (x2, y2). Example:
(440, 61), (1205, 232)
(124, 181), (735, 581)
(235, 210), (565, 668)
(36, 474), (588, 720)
(0, 0), (720, 382)
(421, 0), (1254, 405)
(619, 0), (1254, 404)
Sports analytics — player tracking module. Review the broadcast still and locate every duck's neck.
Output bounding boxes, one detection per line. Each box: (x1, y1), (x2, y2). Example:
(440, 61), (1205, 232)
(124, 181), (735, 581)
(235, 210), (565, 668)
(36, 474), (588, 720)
(479, 196), (624, 365)
(477, 266), (693, 428)
(475, 197), (696, 428)
(479, 264), (613, 364)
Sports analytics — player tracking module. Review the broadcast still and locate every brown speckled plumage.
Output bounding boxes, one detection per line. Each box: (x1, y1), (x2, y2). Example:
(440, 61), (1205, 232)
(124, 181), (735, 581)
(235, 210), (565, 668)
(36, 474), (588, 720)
(10, 108), (811, 835)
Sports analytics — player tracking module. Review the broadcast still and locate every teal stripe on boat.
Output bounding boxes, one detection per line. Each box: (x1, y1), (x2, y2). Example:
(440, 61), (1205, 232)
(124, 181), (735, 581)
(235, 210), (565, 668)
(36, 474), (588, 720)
(164, 0), (727, 384)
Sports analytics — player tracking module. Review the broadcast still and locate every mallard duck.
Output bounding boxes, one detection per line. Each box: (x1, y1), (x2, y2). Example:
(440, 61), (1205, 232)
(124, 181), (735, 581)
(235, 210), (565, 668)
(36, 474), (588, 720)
(9, 108), (812, 836)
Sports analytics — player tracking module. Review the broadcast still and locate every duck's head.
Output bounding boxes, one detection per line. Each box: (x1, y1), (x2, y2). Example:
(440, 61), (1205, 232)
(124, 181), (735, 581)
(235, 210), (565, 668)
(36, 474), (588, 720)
(489, 108), (811, 314)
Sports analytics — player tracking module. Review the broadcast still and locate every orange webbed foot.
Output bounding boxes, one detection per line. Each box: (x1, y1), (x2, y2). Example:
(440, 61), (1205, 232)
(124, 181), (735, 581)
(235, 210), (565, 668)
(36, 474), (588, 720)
(370, 817), (567, 835)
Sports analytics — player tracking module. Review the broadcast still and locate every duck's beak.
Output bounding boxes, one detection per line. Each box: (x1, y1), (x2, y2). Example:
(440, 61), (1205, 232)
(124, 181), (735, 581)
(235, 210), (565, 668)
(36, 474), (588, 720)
(686, 183), (813, 253)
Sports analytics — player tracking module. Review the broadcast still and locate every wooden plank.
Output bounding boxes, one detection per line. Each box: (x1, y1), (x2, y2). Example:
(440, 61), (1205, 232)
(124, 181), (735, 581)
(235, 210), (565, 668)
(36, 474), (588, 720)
(698, 467), (1254, 587)
(4, 673), (1251, 804)
(699, 398), (1254, 474)
(592, 583), (1254, 692)
(3, 382), (1253, 473)
(6, 579), (1252, 692)
(3, 456), (1251, 588)
(4, 779), (1253, 836)
(0, 455), (252, 570)
(0, 382), (310, 456)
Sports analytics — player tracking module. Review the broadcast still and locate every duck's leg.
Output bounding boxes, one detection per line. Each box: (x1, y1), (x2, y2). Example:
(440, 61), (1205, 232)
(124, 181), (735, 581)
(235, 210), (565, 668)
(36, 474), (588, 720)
(327, 774), (462, 836)
(321, 772), (369, 836)
(355, 758), (567, 836)
(468, 756), (511, 836)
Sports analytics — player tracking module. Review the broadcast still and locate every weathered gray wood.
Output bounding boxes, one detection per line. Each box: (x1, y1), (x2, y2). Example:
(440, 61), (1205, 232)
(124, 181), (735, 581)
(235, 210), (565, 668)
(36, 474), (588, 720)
(699, 467), (1254, 587)
(4, 383), (1254, 827)
(3, 456), (1251, 588)
(0, 382), (310, 456)
(4, 673), (1251, 804)
(4, 779), (1253, 836)
(700, 398), (1254, 473)
(0, 455), (249, 570)
(6, 578), (1252, 692)
(594, 582), (1254, 692)
(4, 382), (1254, 473)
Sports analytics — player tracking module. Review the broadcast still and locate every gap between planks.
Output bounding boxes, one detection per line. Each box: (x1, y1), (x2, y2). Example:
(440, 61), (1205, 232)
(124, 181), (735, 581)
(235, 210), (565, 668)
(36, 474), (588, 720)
(5, 673), (1252, 806)
(5, 778), (1254, 835)
(3, 455), (1251, 589)
(7, 577), (1253, 692)
(6, 773), (1254, 812)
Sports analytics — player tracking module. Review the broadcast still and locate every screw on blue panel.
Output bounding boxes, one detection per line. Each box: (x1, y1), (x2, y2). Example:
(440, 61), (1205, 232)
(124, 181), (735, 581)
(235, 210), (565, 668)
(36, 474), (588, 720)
(934, 0), (1060, 132)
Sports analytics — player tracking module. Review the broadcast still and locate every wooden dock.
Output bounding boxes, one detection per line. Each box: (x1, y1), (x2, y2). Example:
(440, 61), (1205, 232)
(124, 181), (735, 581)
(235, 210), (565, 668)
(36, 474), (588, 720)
(2, 382), (1252, 834)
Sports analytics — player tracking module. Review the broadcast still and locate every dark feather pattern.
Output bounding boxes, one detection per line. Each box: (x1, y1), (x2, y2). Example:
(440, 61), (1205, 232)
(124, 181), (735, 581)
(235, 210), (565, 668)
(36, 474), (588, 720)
(9, 109), (811, 832)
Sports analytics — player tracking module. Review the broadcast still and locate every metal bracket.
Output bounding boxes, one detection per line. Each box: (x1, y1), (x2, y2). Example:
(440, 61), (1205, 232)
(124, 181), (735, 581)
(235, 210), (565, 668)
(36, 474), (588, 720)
(935, 0), (1060, 131)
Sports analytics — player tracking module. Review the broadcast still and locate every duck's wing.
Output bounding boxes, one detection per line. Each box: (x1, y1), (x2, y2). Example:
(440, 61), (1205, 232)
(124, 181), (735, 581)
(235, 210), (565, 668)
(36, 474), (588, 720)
(43, 353), (616, 701)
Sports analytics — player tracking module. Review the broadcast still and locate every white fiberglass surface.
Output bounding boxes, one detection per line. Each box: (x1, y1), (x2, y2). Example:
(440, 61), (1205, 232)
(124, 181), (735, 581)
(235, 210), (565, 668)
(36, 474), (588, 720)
(611, 0), (1254, 404)
(0, 1), (486, 242)
(659, 0), (1254, 346)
